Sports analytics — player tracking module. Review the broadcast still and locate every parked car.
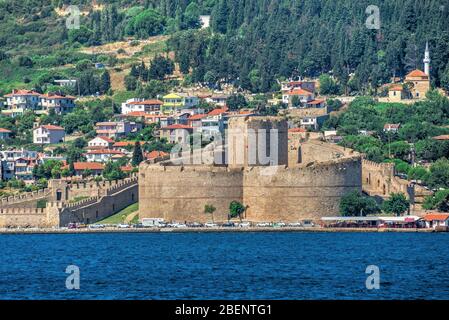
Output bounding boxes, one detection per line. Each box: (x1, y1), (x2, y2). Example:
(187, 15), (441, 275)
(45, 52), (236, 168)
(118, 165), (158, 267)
(256, 222), (271, 227)
(117, 224), (130, 229)
(302, 220), (315, 228)
(238, 222), (251, 228)
(204, 223), (218, 228)
(88, 224), (105, 229)
(221, 222), (235, 227)
(288, 222), (302, 227)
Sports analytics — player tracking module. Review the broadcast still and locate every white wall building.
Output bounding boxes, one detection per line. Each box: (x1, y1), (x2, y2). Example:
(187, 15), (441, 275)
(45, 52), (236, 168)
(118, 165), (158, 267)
(33, 125), (65, 145)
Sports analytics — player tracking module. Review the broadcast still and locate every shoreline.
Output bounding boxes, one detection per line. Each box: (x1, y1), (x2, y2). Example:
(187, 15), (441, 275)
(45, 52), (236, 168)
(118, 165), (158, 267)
(0, 227), (437, 235)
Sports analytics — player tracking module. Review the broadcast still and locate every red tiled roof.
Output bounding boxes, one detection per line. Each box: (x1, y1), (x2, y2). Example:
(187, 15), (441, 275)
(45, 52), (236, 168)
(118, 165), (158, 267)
(288, 89), (313, 96)
(96, 136), (115, 143)
(63, 162), (105, 171)
(4, 89), (40, 97)
(86, 149), (124, 155)
(128, 99), (163, 105)
(120, 166), (134, 172)
(433, 135), (449, 141)
(125, 111), (148, 117)
(38, 125), (65, 131)
(389, 85), (404, 91)
(424, 214), (449, 222)
(289, 128), (307, 133)
(189, 114), (207, 120)
(384, 124), (401, 129)
(161, 124), (193, 130)
(307, 99), (326, 105)
(208, 107), (229, 116)
(406, 69), (428, 78)
(40, 93), (75, 100)
(146, 150), (169, 160)
(0, 128), (12, 133)
(113, 141), (144, 147)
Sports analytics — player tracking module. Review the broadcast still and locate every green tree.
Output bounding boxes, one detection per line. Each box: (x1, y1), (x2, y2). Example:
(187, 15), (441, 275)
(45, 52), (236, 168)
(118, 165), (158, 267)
(423, 189), (449, 212)
(99, 71), (111, 94)
(339, 191), (380, 217)
(229, 201), (246, 222)
(204, 204), (217, 223)
(382, 193), (410, 216)
(131, 142), (144, 167)
(425, 158), (449, 189)
(226, 94), (247, 111)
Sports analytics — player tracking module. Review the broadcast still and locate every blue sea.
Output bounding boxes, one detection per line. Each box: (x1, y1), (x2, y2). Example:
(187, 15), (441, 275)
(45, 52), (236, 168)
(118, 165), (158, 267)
(0, 232), (447, 300)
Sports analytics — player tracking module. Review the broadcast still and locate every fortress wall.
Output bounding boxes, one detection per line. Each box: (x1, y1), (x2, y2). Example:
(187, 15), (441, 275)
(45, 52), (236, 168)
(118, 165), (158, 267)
(0, 208), (49, 228)
(139, 164), (244, 223)
(243, 158), (362, 222)
(299, 140), (358, 164)
(59, 183), (138, 226)
(139, 156), (362, 223)
(362, 159), (396, 197)
(0, 188), (51, 208)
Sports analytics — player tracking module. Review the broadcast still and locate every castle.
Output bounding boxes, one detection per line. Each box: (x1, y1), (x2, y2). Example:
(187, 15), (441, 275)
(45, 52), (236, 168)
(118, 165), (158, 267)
(139, 116), (363, 223)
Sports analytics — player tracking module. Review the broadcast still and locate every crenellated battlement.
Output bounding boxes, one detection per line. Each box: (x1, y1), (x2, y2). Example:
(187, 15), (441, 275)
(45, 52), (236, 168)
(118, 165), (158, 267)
(0, 188), (51, 206)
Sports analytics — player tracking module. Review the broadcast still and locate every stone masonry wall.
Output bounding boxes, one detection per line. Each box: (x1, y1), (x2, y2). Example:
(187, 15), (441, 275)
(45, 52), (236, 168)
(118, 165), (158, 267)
(139, 155), (362, 223)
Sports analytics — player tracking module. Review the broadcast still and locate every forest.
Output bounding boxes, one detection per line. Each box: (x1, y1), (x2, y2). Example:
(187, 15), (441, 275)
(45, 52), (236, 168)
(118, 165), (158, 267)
(1, 0), (449, 94)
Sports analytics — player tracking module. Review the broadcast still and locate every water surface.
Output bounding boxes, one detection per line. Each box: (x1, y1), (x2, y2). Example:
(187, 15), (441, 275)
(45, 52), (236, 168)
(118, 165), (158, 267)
(0, 232), (447, 299)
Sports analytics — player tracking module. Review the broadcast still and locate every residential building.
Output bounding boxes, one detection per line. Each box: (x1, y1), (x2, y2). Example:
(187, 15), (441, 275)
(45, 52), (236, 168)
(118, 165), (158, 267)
(281, 80), (316, 104)
(159, 124), (193, 144)
(384, 124), (401, 133)
(162, 93), (199, 114)
(0, 128), (12, 140)
(54, 79), (77, 88)
(112, 141), (144, 153)
(199, 107), (229, 136)
(121, 98), (163, 115)
(39, 93), (76, 114)
(188, 114), (207, 133)
(300, 114), (329, 130)
(87, 136), (115, 149)
(2, 90), (40, 117)
(63, 162), (105, 177)
(206, 94), (229, 107)
(95, 121), (142, 139)
(424, 214), (449, 230)
(33, 125), (65, 145)
(0, 149), (38, 181)
(85, 149), (126, 163)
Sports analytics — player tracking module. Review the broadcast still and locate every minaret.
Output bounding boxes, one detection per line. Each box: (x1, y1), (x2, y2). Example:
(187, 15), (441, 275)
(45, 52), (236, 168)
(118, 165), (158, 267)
(424, 42), (431, 76)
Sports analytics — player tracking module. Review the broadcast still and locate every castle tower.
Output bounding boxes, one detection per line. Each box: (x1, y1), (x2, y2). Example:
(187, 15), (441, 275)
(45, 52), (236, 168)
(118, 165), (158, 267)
(227, 116), (288, 168)
(424, 41), (431, 77)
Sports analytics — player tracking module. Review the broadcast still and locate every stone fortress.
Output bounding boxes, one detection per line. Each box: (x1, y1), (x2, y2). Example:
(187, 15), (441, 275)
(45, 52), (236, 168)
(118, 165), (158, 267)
(139, 116), (363, 223)
(0, 176), (138, 228)
(0, 117), (431, 228)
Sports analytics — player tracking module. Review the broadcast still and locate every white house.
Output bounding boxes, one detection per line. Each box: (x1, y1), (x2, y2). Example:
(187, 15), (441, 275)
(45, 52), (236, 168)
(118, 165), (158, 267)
(2, 90), (41, 117)
(121, 98), (163, 115)
(85, 149), (126, 163)
(87, 136), (115, 149)
(95, 121), (142, 139)
(159, 124), (193, 144)
(33, 125), (65, 145)
(39, 93), (76, 114)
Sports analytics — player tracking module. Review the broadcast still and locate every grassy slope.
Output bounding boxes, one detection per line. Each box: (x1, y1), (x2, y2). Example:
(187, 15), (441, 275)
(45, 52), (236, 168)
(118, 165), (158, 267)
(96, 202), (139, 225)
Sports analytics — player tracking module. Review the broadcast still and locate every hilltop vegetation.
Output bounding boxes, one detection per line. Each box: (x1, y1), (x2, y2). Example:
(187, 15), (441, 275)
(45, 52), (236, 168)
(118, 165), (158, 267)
(1, 1), (449, 95)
